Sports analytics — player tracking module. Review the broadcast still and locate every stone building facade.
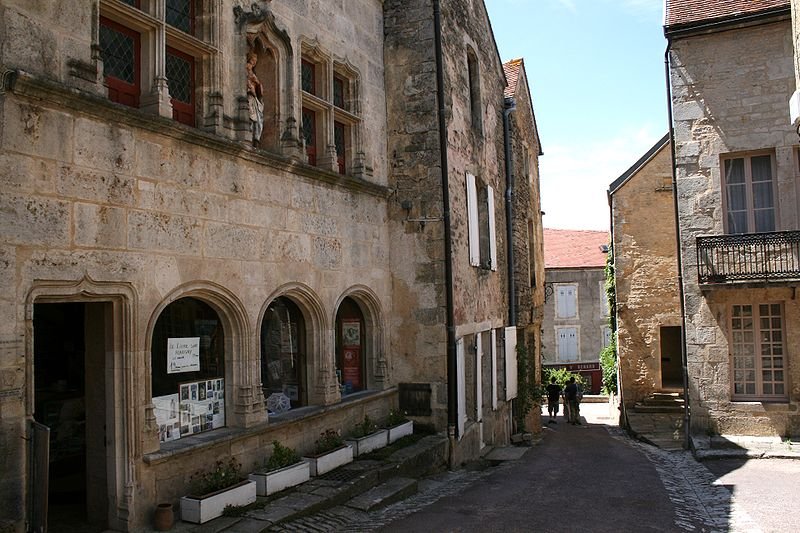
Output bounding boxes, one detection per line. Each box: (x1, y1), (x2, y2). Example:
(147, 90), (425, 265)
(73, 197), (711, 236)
(608, 135), (683, 407)
(541, 229), (609, 394)
(666, 0), (800, 438)
(0, 0), (544, 530)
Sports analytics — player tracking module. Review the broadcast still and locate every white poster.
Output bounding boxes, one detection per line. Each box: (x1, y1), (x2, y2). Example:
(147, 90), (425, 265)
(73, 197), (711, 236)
(167, 337), (200, 374)
(153, 394), (180, 443)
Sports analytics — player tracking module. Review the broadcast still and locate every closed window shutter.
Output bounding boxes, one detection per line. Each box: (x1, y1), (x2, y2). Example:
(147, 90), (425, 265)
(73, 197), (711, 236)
(456, 337), (467, 438)
(566, 286), (576, 317)
(490, 328), (497, 410)
(567, 328), (578, 360)
(504, 326), (517, 400)
(475, 333), (483, 421)
(466, 173), (480, 266)
(488, 185), (497, 270)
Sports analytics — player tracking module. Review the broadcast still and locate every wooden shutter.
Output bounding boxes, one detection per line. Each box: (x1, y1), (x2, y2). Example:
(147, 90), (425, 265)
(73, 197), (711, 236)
(475, 332), (483, 422)
(558, 327), (578, 361)
(466, 173), (480, 266)
(504, 326), (518, 400)
(456, 337), (466, 439)
(490, 329), (497, 410)
(488, 185), (497, 270)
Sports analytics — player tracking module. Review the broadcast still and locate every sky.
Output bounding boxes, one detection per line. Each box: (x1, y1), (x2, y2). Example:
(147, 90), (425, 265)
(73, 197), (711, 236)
(485, 0), (669, 231)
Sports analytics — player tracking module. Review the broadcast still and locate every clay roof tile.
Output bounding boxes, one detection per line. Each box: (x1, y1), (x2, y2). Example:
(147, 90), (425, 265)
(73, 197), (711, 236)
(544, 228), (610, 269)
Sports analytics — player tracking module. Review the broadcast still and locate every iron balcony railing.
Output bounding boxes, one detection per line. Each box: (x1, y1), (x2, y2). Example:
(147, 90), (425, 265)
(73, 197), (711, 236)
(697, 230), (800, 284)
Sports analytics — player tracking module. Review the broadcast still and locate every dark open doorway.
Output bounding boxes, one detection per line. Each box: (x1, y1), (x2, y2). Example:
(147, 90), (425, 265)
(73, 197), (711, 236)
(33, 302), (109, 532)
(660, 326), (683, 390)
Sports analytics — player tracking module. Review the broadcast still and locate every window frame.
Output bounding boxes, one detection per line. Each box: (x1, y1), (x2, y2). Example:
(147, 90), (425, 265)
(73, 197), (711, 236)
(729, 302), (789, 402)
(165, 45), (196, 126)
(721, 151), (778, 234)
(554, 283), (578, 319)
(99, 16), (142, 108)
(466, 172), (497, 270)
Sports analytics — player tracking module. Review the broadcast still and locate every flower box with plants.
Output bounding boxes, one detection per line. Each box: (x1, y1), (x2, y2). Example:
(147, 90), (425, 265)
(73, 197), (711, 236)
(384, 410), (413, 443)
(302, 429), (353, 476)
(180, 458), (257, 524)
(248, 441), (310, 496)
(345, 416), (389, 457)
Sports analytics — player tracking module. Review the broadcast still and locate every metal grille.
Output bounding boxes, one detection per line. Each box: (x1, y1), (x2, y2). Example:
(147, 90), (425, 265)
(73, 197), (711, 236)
(100, 24), (135, 83)
(166, 0), (192, 33)
(166, 51), (192, 103)
(696, 231), (800, 284)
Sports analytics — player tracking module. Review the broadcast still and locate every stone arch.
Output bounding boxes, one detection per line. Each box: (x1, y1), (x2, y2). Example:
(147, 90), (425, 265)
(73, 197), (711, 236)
(259, 283), (337, 408)
(145, 281), (262, 432)
(334, 285), (388, 391)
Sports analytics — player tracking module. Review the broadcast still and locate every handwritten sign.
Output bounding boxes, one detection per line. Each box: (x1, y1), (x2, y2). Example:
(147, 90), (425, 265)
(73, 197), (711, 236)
(167, 337), (200, 374)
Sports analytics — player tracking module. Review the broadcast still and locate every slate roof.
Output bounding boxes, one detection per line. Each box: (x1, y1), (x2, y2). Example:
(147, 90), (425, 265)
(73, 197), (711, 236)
(665, 0), (789, 31)
(544, 229), (609, 269)
(503, 58), (522, 99)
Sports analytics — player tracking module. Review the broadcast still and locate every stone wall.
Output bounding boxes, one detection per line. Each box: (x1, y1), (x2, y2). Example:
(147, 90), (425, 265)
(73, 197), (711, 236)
(670, 19), (800, 436)
(610, 142), (681, 406)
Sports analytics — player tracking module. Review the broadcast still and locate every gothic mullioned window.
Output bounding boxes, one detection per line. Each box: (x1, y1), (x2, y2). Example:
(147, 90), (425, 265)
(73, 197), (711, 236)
(98, 0), (217, 127)
(300, 47), (361, 175)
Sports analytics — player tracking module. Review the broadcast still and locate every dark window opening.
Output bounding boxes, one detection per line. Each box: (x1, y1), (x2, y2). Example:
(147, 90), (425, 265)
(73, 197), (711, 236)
(166, 0), (195, 34)
(301, 59), (316, 95)
(302, 107), (317, 166)
(333, 76), (345, 109)
(335, 297), (365, 394)
(166, 46), (195, 126)
(99, 17), (141, 108)
(477, 180), (491, 268)
(261, 297), (307, 410)
(334, 121), (346, 175)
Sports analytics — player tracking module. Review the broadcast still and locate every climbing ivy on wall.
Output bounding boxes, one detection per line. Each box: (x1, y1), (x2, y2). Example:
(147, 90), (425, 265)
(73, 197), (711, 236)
(600, 244), (618, 395)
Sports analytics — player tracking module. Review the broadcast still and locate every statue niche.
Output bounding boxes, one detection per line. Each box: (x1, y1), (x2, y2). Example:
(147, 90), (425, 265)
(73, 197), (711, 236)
(246, 39), (279, 151)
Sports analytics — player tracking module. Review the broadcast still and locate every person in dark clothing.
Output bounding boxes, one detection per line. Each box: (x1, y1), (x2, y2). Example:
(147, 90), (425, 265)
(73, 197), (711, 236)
(564, 376), (581, 425)
(545, 377), (561, 424)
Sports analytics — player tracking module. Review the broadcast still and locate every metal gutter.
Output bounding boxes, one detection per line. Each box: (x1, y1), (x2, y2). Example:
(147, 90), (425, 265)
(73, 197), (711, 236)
(503, 97), (517, 326)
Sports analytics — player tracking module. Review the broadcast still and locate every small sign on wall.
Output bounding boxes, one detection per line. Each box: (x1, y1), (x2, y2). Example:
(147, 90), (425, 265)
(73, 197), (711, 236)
(167, 337), (200, 374)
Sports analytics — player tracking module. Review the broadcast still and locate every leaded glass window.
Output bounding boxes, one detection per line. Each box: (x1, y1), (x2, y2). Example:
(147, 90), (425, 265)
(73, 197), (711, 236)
(166, 0), (193, 34)
(166, 51), (192, 104)
(334, 121), (346, 175)
(301, 60), (315, 95)
(100, 23), (136, 84)
(302, 108), (316, 165)
(333, 76), (345, 109)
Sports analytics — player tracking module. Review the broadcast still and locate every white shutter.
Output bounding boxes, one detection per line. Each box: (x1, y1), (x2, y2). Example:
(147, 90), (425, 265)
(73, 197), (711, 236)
(556, 286), (567, 318)
(466, 173), (480, 266)
(504, 326), (518, 400)
(557, 327), (578, 362)
(565, 286), (576, 318)
(488, 185), (497, 271)
(475, 333), (483, 421)
(456, 337), (466, 439)
(490, 328), (498, 410)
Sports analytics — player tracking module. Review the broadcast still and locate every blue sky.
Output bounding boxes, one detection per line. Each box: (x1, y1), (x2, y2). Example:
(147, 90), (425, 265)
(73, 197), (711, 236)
(485, 0), (668, 231)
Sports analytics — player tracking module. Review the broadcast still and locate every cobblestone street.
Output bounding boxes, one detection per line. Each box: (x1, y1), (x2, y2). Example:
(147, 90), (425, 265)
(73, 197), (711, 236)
(270, 404), (798, 532)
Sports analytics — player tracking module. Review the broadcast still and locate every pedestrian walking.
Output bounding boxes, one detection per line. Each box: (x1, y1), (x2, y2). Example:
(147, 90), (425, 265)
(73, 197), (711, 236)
(564, 376), (581, 425)
(545, 377), (561, 424)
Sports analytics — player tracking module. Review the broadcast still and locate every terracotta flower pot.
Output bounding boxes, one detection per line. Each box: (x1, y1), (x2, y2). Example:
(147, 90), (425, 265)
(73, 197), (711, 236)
(153, 502), (174, 531)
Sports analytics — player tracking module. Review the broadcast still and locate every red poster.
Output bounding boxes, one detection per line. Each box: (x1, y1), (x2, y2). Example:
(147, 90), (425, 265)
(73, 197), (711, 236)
(342, 347), (361, 389)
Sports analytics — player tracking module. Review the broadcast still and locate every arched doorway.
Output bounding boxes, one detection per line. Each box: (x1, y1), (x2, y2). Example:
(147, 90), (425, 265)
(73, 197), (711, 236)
(261, 297), (307, 410)
(335, 297), (366, 394)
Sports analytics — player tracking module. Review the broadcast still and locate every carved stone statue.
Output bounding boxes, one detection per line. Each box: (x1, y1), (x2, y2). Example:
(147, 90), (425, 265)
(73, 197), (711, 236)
(246, 51), (264, 146)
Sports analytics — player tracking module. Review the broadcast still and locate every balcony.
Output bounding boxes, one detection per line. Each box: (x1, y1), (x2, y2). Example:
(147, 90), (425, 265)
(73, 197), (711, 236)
(696, 231), (800, 285)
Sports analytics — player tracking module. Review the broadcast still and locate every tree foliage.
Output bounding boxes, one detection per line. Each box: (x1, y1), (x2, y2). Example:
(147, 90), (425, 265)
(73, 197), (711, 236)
(600, 244), (618, 395)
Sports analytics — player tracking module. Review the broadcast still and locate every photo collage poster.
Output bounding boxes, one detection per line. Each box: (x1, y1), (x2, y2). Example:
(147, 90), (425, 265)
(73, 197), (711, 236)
(154, 377), (225, 442)
(179, 377), (225, 438)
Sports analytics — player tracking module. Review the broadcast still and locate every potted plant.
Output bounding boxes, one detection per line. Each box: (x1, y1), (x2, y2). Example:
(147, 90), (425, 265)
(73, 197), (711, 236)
(248, 440), (310, 496)
(180, 457), (257, 524)
(384, 409), (413, 443)
(302, 429), (353, 476)
(345, 415), (389, 456)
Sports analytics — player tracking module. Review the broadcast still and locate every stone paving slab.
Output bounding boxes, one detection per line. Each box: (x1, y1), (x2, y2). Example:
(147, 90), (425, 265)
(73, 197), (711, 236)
(483, 446), (528, 461)
(223, 518), (270, 533)
(346, 477), (417, 512)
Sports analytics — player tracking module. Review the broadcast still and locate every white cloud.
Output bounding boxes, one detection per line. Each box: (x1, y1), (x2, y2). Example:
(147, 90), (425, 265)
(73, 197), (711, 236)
(538, 124), (664, 231)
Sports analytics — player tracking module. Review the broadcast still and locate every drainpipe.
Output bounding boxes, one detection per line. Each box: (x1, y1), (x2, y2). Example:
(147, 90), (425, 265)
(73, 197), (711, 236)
(665, 44), (691, 450)
(503, 98), (517, 327)
(433, 0), (458, 442)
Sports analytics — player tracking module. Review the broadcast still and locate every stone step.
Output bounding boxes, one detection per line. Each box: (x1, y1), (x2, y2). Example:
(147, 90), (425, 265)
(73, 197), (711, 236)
(632, 404), (684, 413)
(345, 477), (418, 512)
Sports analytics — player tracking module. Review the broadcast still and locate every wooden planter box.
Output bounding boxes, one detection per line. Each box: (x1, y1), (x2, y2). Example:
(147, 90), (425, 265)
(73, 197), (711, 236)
(180, 479), (257, 524)
(346, 429), (389, 457)
(387, 420), (414, 443)
(302, 444), (353, 476)
(248, 461), (310, 496)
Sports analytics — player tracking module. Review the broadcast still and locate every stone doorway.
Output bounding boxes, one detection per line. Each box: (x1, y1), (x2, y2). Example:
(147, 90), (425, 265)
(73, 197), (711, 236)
(659, 326), (683, 390)
(32, 302), (111, 532)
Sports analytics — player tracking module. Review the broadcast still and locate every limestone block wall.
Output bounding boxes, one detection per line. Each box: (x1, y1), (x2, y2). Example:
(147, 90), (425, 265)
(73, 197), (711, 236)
(670, 19), (800, 436)
(610, 142), (681, 406)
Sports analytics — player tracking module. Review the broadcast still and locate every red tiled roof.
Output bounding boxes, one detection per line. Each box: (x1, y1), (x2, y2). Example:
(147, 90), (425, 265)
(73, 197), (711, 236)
(665, 0), (788, 29)
(503, 58), (522, 99)
(544, 228), (609, 269)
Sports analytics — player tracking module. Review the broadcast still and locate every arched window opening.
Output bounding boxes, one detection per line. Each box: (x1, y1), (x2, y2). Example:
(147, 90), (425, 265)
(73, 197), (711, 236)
(335, 297), (366, 395)
(261, 297), (307, 412)
(467, 49), (482, 134)
(151, 297), (226, 442)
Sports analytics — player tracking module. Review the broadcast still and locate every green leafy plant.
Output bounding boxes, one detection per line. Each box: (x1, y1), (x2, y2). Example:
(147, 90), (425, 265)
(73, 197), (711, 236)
(350, 416), (378, 439)
(264, 440), (300, 472)
(384, 409), (409, 428)
(314, 429), (344, 455)
(543, 367), (586, 390)
(600, 243), (618, 395)
(513, 338), (539, 431)
(189, 457), (243, 495)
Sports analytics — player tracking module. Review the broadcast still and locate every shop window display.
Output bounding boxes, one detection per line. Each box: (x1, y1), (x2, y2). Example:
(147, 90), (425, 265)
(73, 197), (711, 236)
(261, 297), (306, 412)
(151, 297), (225, 442)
